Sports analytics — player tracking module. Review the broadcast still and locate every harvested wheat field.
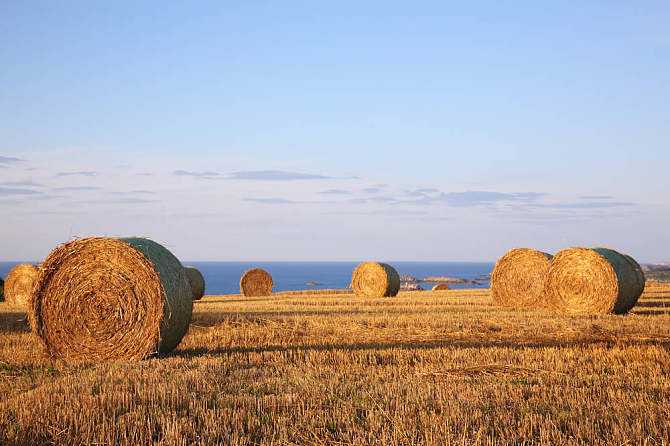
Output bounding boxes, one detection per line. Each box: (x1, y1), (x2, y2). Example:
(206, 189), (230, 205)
(2, 284), (670, 445)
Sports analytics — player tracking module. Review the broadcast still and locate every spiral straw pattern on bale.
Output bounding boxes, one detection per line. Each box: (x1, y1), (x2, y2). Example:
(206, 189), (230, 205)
(491, 248), (553, 309)
(240, 268), (273, 296)
(4, 263), (39, 306)
(351, 262), (400, 298)
(31, 237), (193, 361)
(184, 267), (206, 300)
(544, 247), (642, 315)
(432, 284), (451, 291)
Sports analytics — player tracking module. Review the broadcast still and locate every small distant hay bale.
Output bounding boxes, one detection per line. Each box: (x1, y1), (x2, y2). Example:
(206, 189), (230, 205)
(184, 267), (206, 300)
(432, 284), (451, 291)
(351, 262), (400, 298)
(4, 263), (39, 306)
(240, 268), (273, 296)
(544, 247), (642, 315)
(31, 237), (193, 361)
(491, 248), (553, 309)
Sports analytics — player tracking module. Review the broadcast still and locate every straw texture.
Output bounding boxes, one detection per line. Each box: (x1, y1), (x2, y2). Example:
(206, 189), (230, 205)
(432, 284), (451, 291)
(31, 237), (193, 361)
(491, 248), (553, 309)
(4, 264), (39, 306)
(351, 262), (400, 298)
(184, 267), (206, 300)
(240, 268), (273, 296)
(544, 247), (642, 315)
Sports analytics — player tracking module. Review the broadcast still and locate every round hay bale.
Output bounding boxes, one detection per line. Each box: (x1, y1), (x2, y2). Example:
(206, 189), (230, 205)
(491, 248), (553, 309)
(351, 262), (400, 298)
(432, 283), (451, 291)
(31, 237), (193, 361)
(4, 263), (39, 306)
(544, 247), (642, 315)
(240, 268), (273, 296)
(184, 267), (206, 300)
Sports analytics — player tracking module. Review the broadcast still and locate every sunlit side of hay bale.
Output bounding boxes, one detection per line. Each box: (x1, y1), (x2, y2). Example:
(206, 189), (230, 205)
(240, 268), (273, 296)
(491, 248), (553, 309)
(544, 247), (642, 315)
(351, 262), (400, 298)
(184, 267), (206, 300)
(31, 237), (193, 361)
(432, 284), (451, 291)
(4, 263), (39, 306)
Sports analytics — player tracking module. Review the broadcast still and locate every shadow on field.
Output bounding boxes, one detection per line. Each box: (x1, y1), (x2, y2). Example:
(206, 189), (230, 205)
(635, 301), (670, 308)
(173, 337), (670, 359)
(190, 308), (483, 326)
(633, 309), (670, 316)
(0, 312), (31, 333)
(196, 298), (281, 305)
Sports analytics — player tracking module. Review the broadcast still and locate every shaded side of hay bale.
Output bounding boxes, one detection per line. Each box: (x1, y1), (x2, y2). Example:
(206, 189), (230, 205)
(351, 262), (400, 298)
(491, 248), (553, 309)
(4, 264), (39, 306)
(0, 278), (4, 301)
(31, 237), (192, 361)
(432, 284), (451, 291)
(621, 254), (645, 313)
(240, 268), (273, 296)
(544, 247), (641, 315)
(184, 267), (206, 300)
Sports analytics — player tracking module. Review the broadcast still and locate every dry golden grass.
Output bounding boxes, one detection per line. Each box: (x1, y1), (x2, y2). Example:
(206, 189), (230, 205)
(2, 285), (670, 445)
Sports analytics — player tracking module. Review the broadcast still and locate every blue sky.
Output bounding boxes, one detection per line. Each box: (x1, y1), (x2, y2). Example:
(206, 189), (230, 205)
(1, 1), (669, 261)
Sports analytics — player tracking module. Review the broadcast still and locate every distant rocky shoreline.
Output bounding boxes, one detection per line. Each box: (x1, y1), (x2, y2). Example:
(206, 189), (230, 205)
(399, 274), (490, 291)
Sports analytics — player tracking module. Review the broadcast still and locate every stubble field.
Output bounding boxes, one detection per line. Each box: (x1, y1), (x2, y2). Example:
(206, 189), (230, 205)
(1, 284), (670, 445)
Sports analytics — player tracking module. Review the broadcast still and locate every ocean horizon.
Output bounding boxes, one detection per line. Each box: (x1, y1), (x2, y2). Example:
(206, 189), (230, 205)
(0, 261), (494, 295)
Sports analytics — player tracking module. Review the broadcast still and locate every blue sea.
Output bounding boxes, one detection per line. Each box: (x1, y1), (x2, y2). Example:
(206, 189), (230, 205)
(0, 261), (493, 295)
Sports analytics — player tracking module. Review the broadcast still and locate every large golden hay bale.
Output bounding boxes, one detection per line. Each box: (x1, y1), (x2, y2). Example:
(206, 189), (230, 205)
(240, 268), (273, 296)
(31, 237), (193, 361)
(184, 267), (206, 300)
(491, 248), (553, 309)
(432, 284), (451, 291)
(544, 247), (642, 315)
(351, 262), (400, 298)
(4, 263), (39, 306)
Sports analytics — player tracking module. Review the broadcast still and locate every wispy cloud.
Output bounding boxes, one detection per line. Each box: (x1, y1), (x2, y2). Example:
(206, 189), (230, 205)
(0, 156), (24, 165)
(174, 169), (336, 181)
(579, 195), (614, 200)
(56, 171), (97, 177)
(400, 190), (547, 207)
(1, 180), (43, 187)
(532, 201), (635, 209)
(319, 189), (352, 195)
(173, 170), (221, 179)
(228, 170), (332, 181)
(54, 186), (102, 191)
(0, 187), (43, 196)
(244, 197), (297, 204)
(363, 187), (382, 194)
(109, 190), (155, 196)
